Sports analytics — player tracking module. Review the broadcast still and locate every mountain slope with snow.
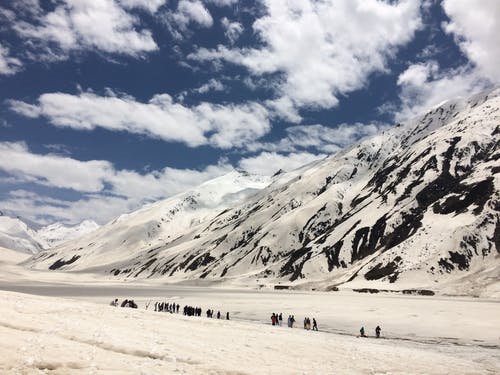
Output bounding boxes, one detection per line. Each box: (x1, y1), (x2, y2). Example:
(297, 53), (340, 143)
(0, 214), (100, 253)
(26, 89), (500, 295)
(0, 215), (44, 254)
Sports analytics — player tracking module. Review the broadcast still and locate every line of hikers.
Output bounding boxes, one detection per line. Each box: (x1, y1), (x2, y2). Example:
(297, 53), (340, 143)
(359, 325), (382, 338)
(111, 299), (381, 338)
(270, 313), (317, 331)
(154, 301), (180, 313)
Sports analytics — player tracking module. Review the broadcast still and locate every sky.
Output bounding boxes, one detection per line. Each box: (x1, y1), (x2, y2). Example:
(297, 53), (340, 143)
(0, 0), (498, 226)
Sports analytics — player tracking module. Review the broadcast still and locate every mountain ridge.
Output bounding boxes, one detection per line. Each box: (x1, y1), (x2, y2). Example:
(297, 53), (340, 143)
(25, 88), (500, 296)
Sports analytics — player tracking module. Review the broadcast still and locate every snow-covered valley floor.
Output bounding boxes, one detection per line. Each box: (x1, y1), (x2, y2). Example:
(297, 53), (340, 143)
(1, 248), (499, 374)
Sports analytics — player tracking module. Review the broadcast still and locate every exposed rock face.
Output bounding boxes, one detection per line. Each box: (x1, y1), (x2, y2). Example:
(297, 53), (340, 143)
(26, 89), (500, 294)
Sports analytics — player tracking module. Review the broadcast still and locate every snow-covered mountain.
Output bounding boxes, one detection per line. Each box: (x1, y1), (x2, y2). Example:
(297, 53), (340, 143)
(0, 214), (44, 254)
(36, 220), (100, 249)
(0, 213), (100, 253)
(26, 89), (500, 295)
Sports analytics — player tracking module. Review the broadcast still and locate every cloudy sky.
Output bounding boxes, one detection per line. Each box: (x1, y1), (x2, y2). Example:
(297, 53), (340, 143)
(0, 0), (498, 225)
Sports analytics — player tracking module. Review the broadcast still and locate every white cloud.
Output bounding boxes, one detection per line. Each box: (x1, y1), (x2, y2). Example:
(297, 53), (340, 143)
(12, 0), (158, 58)
(189, 0), (422, 110)
(0, 142), (233, 224)
(205, 0), (238, 6)
(248, 123), (386, 154)
(394, 61), (489, 121)
(164, 0), (213, 39)
(238, 152), (325, 176)
(119, 0), (166, 13)
(221, 17), (243, 44)
(0, 44), (22, 75)
(442, 0), (500, 82)
(9, 91), (270, 149)
(193, 78), (225, 94)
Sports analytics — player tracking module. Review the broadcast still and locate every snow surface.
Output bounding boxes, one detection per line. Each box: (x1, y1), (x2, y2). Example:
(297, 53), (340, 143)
(0, 290), (499, 374)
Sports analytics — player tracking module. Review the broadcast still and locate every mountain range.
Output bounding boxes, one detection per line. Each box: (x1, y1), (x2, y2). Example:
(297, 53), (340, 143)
(17, 88), (500, 295)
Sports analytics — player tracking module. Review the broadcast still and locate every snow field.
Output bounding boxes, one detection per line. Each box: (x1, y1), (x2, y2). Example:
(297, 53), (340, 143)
(0, 290), (499, 375)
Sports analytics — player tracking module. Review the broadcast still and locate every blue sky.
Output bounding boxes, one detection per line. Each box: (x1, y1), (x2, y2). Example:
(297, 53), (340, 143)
(0, 0), (498, 225)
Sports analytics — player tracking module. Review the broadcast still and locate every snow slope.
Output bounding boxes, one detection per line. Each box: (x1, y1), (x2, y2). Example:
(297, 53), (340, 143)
(27, 89), (500, 295)
(36, 220), (100, 249)
(0, 214), (100, 253)
(0, 215), (44, 254)
(0, 290), (498, 374)
(27, 171), (271, 271)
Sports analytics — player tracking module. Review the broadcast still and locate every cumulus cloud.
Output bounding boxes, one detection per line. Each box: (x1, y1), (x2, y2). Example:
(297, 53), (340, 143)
(9, 91), (270, 149)
(0, 141), (233, 224)
(193, 78), (225, 94)
(393, 61), (489, 121)
(221, 17), (243, 44)
(238, 152), (325, 176)
(0, 44), (22, 75)
(248, 123), (387, 154)
(163, 0), (213, 39)
(442, 0), (500, 82)
(119, 0), (166, 13)
(11, 0), (158, 59)
(189, 0), (422, 111)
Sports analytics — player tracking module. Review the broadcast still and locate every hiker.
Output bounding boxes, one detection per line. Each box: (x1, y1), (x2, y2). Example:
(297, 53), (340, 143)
(291, 315), (295, 328)
(121, 299), (128, 307)
(279, 313), (283, 326)
(226, 312), (230, 320)
(312, 318), (318, 331)
(375, 325), (381, 338)
(360, 326), (366, 337)
(110, 298), (118, 307)
(287, 315), (291, 327)
(271, 313), (277, 326)
(217, 311), (221, 319)
(176, 304), (180, 313)
(304, 317), (307, 329)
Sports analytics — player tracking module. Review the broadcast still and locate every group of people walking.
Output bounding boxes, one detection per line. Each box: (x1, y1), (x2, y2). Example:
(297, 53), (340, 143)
(154, 301), (180, 313)
(359, 325), (382, 338)
(111, 298), (381, 338)
(271, 313), (318, 331)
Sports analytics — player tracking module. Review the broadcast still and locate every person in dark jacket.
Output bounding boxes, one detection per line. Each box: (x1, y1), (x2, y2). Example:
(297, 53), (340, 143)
(312, 318), (318, 331)
(375, 325), (381, 338)
(226, 312), (230, 320)
(360, 326), (366, 337)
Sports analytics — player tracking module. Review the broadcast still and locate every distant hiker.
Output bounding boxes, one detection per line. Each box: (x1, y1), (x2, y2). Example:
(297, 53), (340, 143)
(176, 304), (180, 313)
(110, 298), (118, 307)
(287, 315), (291, 327)
(278, 313), (283, 326)
(312, 318), (318, 331)
(130, 300), (138, 308)
(121, 299), (128, 307)
(375, 326), (381, 338)
(217, 311), (221, 319)
(291, 315), (295, 328)
(226, 312), (230, 320)
(360, 327), (366, 337)
(271, 313), (277, 326)
(304, 317), (307, 330)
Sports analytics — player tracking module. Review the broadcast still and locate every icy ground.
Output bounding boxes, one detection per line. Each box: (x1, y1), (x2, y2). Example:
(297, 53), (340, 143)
(0, 249), (499, 374)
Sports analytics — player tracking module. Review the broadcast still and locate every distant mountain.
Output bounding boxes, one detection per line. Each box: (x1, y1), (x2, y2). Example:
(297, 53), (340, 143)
(0, 215), (100, 254)
(36, 220), (100, 249)
(26, 89), (500, 295)
(0, 215), (44, 254)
